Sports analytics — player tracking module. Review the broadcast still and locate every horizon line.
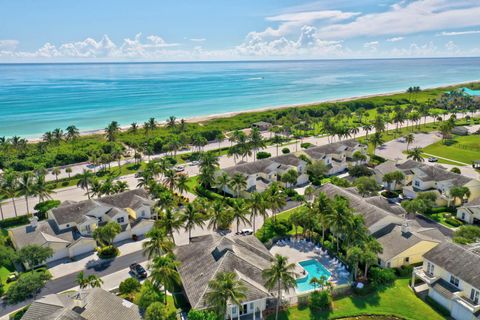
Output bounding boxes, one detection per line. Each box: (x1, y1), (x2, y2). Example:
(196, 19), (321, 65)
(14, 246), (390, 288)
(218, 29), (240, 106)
(1, 55), (480, 66)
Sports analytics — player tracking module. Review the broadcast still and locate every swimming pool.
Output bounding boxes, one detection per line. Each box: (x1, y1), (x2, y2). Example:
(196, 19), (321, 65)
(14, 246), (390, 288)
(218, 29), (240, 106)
(296, 259), (332, 292)
(462, 87), (480, 96)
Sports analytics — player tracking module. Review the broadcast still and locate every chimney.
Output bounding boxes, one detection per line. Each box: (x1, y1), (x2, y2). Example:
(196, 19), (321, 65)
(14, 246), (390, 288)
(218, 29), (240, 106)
(401, 220), (410, 235)
(30, 216), (39, 229)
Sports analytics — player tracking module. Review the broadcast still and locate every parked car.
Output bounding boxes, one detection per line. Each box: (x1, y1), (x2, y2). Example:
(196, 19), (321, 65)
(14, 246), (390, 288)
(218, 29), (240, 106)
(191, 160), (200, 166)
(428, 157), (438, 162)
(129, 263), (147, 278)
(174, 165), (185, 172)
(239, 228), (253, 236)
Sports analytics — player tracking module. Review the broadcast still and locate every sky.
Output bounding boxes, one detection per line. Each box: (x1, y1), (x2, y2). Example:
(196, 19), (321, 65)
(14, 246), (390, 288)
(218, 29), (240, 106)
(1, 0), (480, 62)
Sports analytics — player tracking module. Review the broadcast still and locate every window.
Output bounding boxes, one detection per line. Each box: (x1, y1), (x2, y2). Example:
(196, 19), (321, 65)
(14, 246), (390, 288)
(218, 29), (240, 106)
(404, 257), (410, 264)
(66, 224), (70, 228)
(461, 212), (466, 220)
(427, 262), (435, 275)
(450, 275), (460, 287)
(414, 180), (420, 187)
(141, 210), (145, 217)
(470, 289), (479, 305)
(98, 217), (103, 222)
(386, 262), (391, 268)
(250, 302), (254, 310)
(232, 306), (237, 314)
(117, 217), (125, 224)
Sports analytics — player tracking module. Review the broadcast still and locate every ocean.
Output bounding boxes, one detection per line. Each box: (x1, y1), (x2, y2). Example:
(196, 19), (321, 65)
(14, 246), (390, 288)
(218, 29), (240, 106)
(1, 58), (480, 138)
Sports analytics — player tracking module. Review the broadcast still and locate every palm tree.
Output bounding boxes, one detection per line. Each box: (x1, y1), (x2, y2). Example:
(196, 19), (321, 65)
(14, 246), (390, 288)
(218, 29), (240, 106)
(181, 203), (206, 243)
(205, 272), (247, 320)
(129, 122), (138, 133)
(142, 227), (174, 259)
(266, 183), (287, 222)
(105, 121), (120, 142)
(166, 116), (177, 130)
(407, 147), (424, 162)
(76, 271), (103, 289)
(19, 172), (34, 214)
(362, 124), (373, 141)
(249, 128), (266, 161)
(65, 125), (79, 141)
(163, 169), (178, 191)
(51, 167), (61, 183)
(176, 174), (190, 195)
(149, 254), (180, 304)
(34, 175), (54, 203)
(208, 200), (231, 231)
(198, 152), (219, 188)
(405, 133), (415, 151)
(1, 170), (19, 216)
(215, 172), (230, 197)
(76, 271), (90, 289)
(228, 173), (247, 198)
(326, 196), (354, 252)
(157, 209), (182, 243)
(370, 132), (384, 156)
(231, 199), (251, 234)
(346, 246), (363, 280)
(249, 192), (267, 233)
(65, 167), (73, 179)
(77, 169), (94, 199)
(262, 254), (296, 320)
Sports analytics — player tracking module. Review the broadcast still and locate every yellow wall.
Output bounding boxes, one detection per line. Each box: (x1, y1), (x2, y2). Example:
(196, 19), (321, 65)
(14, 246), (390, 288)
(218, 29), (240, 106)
(125, 207), (137, 219)
(388, 240), (440, 268)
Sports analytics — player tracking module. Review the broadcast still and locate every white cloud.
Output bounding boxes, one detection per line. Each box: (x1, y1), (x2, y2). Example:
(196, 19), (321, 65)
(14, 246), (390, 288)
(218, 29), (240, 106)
(189, 38), (206, 42)
(0, 40), (19, 50)
(363, 41), (379, 48)
(439, 30), (480, 36)
(445, 40), (458, 52)
(319, 0), (480, 39)
(387, 37), (404, 42)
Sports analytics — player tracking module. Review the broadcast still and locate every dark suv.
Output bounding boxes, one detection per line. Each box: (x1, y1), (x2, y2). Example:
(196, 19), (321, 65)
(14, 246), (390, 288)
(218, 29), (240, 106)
(129, 263), (147, 278)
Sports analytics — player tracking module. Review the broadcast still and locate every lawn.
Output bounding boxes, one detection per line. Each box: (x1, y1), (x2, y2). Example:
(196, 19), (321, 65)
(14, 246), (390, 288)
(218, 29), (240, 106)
(270, 279), (445, 320)
(422, 134), (480, 165)
(256, 205), (305, 242)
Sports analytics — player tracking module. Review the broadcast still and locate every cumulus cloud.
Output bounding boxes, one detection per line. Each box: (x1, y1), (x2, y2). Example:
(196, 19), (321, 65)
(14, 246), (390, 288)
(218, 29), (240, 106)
(439, 30), (480, 36)
(189, 38), (206, 42)
(387, 37), (404, 42)
(445, 40), (459, 52)
(0, 40), (19, 51)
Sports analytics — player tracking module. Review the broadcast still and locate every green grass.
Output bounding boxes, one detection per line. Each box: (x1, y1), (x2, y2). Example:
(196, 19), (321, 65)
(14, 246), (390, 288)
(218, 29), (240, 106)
(256, 206), (305, 240)
(422, 134), (480, 164)
(186, 176), (200, 194)
(270, 278), (445, 320)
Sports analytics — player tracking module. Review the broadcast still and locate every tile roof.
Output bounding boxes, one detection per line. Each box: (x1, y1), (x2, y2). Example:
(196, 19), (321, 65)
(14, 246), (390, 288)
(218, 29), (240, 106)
(424, 242), (480, 289)
(9, 219), (76, 249)
(175, 234), (273, 309)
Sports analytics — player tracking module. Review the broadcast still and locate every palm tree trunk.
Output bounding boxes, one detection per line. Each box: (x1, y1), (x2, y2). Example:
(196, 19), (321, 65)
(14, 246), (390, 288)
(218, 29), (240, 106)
(24, 195), (29, 214)
(11, 197), (18, 217)
(0, 204), (4, 220)
(275, 282), (281, 320)
(164, 287), (168, 305)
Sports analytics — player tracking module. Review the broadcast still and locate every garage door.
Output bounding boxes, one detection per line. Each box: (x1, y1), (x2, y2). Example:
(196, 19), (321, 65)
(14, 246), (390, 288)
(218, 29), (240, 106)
(131, 221), (154, 237)
(69, 240), (96, 258)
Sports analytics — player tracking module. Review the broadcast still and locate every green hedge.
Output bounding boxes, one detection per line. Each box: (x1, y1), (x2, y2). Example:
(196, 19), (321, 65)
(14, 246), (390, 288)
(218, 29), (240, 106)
(0, 215), (30, 229)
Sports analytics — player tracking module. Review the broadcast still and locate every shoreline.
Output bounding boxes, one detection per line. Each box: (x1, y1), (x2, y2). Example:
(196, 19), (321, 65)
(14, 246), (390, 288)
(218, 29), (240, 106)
(25, 79), (479, 142)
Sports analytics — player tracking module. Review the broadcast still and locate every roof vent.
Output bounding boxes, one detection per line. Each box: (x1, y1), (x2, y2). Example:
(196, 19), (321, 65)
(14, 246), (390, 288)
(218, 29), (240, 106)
(29, 216), (39, 229)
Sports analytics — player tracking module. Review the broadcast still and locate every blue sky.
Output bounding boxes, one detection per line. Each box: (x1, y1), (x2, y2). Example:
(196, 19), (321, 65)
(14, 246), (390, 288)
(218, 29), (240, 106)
(1, 0), (480, 61)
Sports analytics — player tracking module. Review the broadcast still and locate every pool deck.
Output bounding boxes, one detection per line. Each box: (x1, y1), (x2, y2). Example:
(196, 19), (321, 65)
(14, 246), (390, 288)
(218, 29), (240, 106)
(270, 240), (350, 297)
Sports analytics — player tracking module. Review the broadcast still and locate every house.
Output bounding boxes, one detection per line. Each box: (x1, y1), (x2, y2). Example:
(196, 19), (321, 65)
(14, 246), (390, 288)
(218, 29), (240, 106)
(20, 288), (142, 320)
(251, 121), (272, 131)
(175, 234), (274, 319)
(411, 242), (480, 320)
(375, 160), (480, 206)
(301, 140), (369, 176)
(9, 189), (155, 264)
(220, 153), (308, 196)
(457, 197), (480, 225)
(319, 183), (445, 268)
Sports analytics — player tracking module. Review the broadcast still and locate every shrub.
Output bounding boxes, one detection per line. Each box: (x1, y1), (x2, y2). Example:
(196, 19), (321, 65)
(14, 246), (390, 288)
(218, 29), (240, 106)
(144, 302), (168, 320)
(445, 217), (463, 227)
(381, 190), (400, 198)
(369, 267), (396, 287)
(395, 265), (414, 277)
(0, 215), (30, 229)
(330, 176), (351, 187)
(18, 245), (53, 269)
(301, 142), (313, 149)
(309, 290), (332, 310)
(136, 281), (165, 310)
(256, 151), (271, 159)
(188, 310), (218, 320)
(97, 245), (119, 259)
(450, 167), (461, 174)
(453, 225), (480, 244)
(34, 200), (61, 216)
(257, 219), (291, 242)
(282, 148), (290, 154)
(8, 306), (28, 320)
(349, 165), (373, 177)
(6, 271), (52, 303)
(119, 278), (141, 297)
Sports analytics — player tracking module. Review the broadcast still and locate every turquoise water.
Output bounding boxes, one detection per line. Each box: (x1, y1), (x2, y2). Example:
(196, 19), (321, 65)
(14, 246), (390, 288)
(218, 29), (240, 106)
(296, 259), (331, 292)
(462, 87), (480, 96)
(1, 58), (480, 138)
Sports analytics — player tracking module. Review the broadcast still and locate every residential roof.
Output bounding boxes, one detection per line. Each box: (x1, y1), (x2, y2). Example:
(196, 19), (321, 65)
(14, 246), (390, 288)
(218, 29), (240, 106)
(175, 234), (273, 309)
(412, 165), (472, 185)
(21, 288), (142, 320)
(51, 189), (153, 226)
(431, 278), (462, 299)
(9, 219), (76, 249)
(375, 223), (443, 262)
(462, 197), (480, 208)
(303, 140), (364, 160)
(424, 242), (480, 289)
(272, 153), (304, 167)
(374, 160), (398, 176)
(318, 183), (404, 233)
(224, 158), (274, 176)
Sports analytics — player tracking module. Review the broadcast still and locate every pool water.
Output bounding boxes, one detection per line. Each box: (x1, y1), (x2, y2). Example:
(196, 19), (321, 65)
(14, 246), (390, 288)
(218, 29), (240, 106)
(296, 259), (332, 292)
(463, 87), (480, 96)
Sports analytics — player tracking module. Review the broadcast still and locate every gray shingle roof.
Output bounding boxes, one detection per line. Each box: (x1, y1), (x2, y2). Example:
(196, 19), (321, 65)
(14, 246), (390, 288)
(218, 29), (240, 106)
(175, 234), (273, 309)
(463, 196), (480, 207)
(21, 289), (142, 320)
(97, 189), (153, 209)
(412, 165), (472, 185)
(224, 159), (274, 176)
(52, 200), (104, 225)
(9, 219), (76, 249)
(303, 140), (363, 160)
(272, 154), (304, 167)
(424, 242), (480, 289)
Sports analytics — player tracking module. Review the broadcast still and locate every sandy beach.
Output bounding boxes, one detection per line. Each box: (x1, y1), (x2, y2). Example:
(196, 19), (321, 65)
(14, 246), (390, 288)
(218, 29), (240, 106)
(25, 79), (479, 143)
